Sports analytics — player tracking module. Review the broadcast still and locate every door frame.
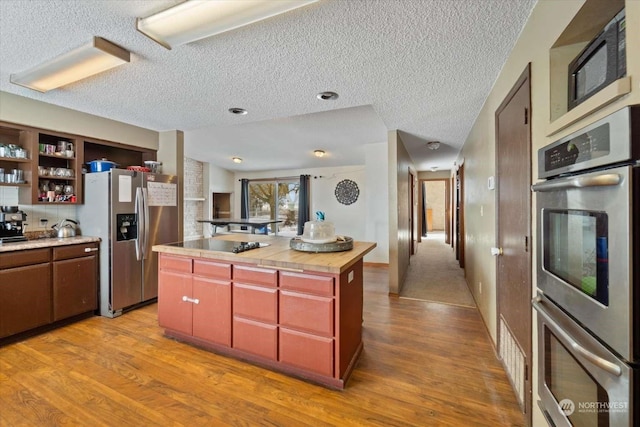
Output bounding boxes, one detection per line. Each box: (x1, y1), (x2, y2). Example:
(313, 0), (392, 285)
(418, 178), (450, 243)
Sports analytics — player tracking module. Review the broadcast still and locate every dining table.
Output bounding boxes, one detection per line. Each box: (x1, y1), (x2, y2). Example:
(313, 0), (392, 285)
(197, 218), (283, 235)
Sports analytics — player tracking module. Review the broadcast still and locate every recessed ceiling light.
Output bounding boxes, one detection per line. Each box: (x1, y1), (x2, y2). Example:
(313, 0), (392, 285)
(316, 91), (339, 101)
(427, 141), (441, 150)
(314, 149), (326, 158)
(228, 107), (247, 115)
(232, 157), (243, 163)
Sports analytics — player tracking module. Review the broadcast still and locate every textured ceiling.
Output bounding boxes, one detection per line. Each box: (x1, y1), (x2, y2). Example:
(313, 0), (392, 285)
(0, 0), (536, 172)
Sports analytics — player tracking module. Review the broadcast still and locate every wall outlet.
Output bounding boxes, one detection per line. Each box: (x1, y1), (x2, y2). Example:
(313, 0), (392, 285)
(348, 271), (354, 283)
(487, 176), (495, 190)
(480, 205), (483, 217)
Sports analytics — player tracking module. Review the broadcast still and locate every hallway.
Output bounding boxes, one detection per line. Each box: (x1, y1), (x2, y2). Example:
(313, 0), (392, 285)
(400, 232), (476, 308)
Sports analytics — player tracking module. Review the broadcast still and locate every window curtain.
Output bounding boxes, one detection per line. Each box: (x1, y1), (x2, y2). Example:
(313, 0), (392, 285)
(298, 174), (310, 235)
(240, 178), (250, 230)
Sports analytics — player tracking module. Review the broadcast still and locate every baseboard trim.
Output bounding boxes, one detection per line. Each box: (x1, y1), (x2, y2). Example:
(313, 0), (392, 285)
(364, 262), (389, 268)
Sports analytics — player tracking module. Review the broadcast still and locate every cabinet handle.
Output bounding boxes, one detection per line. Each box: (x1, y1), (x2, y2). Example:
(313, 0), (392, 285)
(181, 296), (200, 304)
(84, 247), (99, 252)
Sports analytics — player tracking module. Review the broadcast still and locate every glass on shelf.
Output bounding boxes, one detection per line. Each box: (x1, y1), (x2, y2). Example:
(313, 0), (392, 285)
(0, 143), (28, 159)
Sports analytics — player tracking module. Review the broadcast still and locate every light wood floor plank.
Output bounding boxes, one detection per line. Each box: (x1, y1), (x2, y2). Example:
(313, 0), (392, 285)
(0, 266), (524, 426)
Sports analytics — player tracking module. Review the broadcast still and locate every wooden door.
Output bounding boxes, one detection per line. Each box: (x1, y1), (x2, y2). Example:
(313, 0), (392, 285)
(409, 170), (416, 255)
(455, 164), (465, 268)
(495, 64), (532, 424)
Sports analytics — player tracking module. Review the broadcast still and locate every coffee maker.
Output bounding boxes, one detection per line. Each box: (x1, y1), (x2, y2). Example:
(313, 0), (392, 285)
(0, 207), (27, 243)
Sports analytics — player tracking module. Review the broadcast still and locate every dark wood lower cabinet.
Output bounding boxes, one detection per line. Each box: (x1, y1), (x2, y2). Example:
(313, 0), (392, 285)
(53, 255), (98, 321)
(0, 263), (51, 338)
(0, 242), (99, 341)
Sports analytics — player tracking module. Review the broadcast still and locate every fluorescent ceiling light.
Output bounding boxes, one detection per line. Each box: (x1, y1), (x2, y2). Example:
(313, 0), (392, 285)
(137, 0), (319, 49)
(10, 37), (130, 93)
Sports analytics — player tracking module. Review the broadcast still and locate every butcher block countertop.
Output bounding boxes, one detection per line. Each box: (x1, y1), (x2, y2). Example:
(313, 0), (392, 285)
(0, 236), (100, 253)
(153, 234), (376, 274)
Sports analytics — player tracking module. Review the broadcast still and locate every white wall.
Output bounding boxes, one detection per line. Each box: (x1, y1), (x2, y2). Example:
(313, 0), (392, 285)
(209, 164), (235, 193)
(233, 158), (387, 263)
(365, 143), (389, 264)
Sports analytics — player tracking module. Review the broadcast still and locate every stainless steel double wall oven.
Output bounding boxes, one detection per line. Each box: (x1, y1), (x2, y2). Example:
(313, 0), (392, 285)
(532, 105), (639, 426)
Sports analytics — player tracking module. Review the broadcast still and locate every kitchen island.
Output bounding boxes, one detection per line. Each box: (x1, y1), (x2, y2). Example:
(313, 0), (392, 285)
(152, 234), (376, 389)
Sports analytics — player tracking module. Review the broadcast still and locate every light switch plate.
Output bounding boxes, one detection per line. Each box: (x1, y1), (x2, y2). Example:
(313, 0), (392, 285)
(488, 176), (495, 190)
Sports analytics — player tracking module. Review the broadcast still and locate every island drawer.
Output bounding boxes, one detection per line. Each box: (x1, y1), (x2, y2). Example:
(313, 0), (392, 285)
(280, 272), (334, 296)
(53, 243), (99, 261)
(193, 260), (231, 279)
(279, 328), (334, 377)
(160, 254), (193, 273)
(279, 290), (334, 337)
(233, 317), (278, 360)
(233, 283), (278, 323)
(233, 265), (277, 287)
(0, 248), (50, 269)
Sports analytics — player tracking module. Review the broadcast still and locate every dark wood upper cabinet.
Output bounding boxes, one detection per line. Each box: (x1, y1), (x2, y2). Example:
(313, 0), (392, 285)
(84, 139), (156, 171)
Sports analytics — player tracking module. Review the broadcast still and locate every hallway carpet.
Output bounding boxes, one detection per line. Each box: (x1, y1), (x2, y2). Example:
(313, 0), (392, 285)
(399, 231), (477, 308)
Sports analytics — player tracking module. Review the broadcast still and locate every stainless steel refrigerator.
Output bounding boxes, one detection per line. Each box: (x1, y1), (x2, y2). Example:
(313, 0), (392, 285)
(78, 169), (179, 318)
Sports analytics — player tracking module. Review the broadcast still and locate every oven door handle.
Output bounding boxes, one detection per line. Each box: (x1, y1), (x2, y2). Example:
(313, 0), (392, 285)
(531, 173), (621, 192)
(532, 297), (622, 377)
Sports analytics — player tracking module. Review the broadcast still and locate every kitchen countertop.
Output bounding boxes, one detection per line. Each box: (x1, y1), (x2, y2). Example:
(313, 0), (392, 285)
(153, 234), (376, 274)
(0, 236), (101, 253)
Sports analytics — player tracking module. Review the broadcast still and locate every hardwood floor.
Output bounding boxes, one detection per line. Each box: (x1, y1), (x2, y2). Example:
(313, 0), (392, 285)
(0, 266), (524, 426)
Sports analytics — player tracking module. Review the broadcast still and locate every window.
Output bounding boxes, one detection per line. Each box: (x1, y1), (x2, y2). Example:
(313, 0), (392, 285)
(248, 179), (300, 236)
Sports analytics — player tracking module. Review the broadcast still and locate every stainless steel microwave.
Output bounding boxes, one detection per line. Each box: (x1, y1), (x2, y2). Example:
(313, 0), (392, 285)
(568, 8), (626, 111)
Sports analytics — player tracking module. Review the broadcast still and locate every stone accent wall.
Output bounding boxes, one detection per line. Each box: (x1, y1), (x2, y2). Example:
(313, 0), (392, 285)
(183, 157), (204, 239)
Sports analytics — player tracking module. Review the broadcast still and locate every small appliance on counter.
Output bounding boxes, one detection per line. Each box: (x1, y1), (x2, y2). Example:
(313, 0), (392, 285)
(290, 211), (353, 252)
(0, 206), (27, 243)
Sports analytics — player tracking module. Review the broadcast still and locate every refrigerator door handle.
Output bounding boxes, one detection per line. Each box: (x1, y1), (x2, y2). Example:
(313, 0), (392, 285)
(141, 187), (150, 260)
(135, 187), (144, 261)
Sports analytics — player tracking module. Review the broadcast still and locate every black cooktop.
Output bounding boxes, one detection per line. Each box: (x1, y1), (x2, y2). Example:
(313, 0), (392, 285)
(167, 239), (269, 253)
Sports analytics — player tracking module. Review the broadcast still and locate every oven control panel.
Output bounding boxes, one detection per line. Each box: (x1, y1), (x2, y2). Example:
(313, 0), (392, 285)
(538, 106), (636, 179)
(544, 123), (610, 172)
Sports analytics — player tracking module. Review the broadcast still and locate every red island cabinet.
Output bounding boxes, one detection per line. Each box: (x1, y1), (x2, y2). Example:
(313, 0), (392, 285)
(232, 265), (278, 360)
(278, 271), (335, 377)
(158, 254), (232, 346)
(154, 242), (374, 390)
